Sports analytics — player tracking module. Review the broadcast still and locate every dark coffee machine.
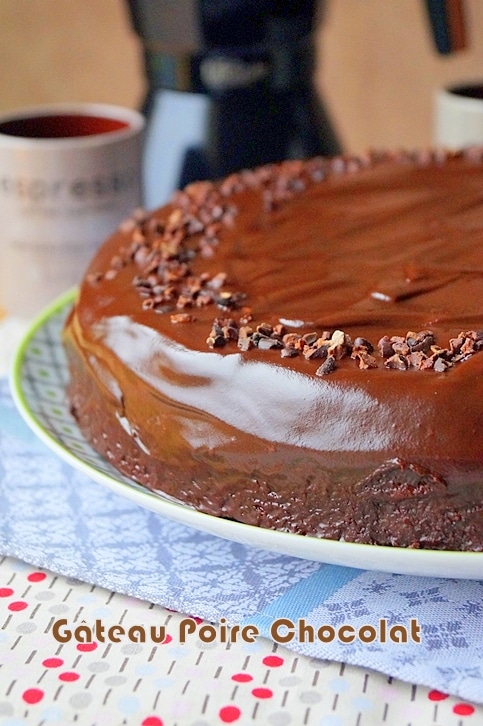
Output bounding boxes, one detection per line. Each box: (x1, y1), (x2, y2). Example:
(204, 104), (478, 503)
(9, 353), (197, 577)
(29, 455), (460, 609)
(128, 0), (468, 208)
(127, 0), (341, 208)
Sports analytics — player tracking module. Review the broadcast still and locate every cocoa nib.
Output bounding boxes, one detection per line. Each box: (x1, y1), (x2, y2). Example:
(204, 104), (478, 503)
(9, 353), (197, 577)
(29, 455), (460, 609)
(384, 353), (409, 370)
(100, 168), (480, 379)
(170, 313), (193, 324)
(406, 330), (435, 353)
(354, 336), (374, 353)
(352, 349), (378, 370)
(315, 355), (337, 376)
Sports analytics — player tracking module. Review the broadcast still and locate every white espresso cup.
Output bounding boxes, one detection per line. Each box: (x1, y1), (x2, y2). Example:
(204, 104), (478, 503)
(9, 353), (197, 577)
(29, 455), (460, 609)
(0, 103), (145, 318)
(434, 82), (483, 149)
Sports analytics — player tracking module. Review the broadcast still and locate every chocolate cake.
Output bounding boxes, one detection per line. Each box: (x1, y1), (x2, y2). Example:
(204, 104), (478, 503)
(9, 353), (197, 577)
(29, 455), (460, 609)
(63, 149), (483, 551)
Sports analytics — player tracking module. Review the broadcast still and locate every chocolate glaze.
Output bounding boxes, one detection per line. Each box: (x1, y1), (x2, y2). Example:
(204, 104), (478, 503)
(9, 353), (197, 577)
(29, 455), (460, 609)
(63, 150), (483, 550)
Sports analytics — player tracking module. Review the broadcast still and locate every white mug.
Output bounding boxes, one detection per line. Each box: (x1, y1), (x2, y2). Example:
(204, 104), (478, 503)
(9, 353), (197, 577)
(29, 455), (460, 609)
(434, 82), (483, 149)
(0, 103), (145, 318)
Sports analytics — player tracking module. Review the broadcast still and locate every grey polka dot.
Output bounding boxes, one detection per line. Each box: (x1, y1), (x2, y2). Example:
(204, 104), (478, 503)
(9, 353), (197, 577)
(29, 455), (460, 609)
(49, 603), (70, 614)
(308, 657), (331, 668)
(68, 692), (93, 709)
(279, 676), (302, 687)
(121, 643), (143, 655)
(196, 639), (217, 650)
(0, 702), (13, 716)
(105, 675), (127, 686)
(35, 590), (55, 601)
(16, 621), (37, 634)
(268, 713), (292, 726)
(300, 690), (322, 704)
(88, 661), (110, 673)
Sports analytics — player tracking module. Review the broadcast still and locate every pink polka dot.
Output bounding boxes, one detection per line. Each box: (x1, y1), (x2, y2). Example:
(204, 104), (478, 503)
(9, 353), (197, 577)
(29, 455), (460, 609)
(428, 690), (449, 701)
(142, 717), (164, 726)
(453, 704), (475, 716)
(219, 705), (241, 723)
(76, 642), (97, 652)
(252, 687), (273, 699)
(0, 587), (14, 598)
(22, 688), (44, 705)
(42, 657), (64, 668)
(162, 634), (172, 645)
(59, 671), (80, 682)
(231, 673), (253, 683)
(262, 655), (284, 667)
(8, 601), (28, 612)
(27, 572), (47, 582)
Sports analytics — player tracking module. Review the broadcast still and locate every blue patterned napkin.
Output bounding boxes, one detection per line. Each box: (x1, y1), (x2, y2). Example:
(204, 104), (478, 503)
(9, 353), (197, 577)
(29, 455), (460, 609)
(1, 376), (482, 704)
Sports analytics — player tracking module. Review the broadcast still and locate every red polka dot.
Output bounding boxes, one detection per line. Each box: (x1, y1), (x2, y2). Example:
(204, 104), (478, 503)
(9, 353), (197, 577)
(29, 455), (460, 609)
(219, 706), (241, 723)
(428, 690), (449, 701)
(262, 655), (284, 667)
(251, 687), (273, 699)
(453, 704), (475, 716)
(76, 642), (97, 652)
(162, 634), (172, 645)
(27, 572), (47, 582)
(42, 657), (64, 668)
(8, 601), (28, 612)
(142, 718), (164, 726)
(22, 688), (44, 704)
(59, 671), (80, 682)
(0, 587), (14, 597)
(231, 673), (253, 683)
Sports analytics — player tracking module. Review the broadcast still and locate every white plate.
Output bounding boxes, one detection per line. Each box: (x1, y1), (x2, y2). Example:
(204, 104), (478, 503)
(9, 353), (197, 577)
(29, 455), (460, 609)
(10, 291), (483, 580)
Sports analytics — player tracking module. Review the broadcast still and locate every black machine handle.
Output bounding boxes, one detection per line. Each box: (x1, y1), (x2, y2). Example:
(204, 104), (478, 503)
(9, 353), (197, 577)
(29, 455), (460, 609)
(424, 0), (467, 54)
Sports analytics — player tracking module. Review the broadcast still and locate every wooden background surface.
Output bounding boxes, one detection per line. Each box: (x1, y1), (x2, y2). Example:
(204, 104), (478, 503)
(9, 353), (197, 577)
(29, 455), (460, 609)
(1, 0), (483, 153)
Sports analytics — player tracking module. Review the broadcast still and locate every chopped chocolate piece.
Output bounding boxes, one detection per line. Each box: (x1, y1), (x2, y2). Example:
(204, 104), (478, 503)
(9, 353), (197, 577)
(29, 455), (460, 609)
(351, 350), (378, 370)
(406, 330), (435, 353)
(272, 323), (286, 339)
(378, 335), (394, 358)
(407, 351), (427, 369)
(353, 336), (374, 353)
(302, 332), (318, 345)
(221, 319), (239, 342)
(384, 353), (408, 370)
(433, 357), (450, 373)
(280, 347), (299, 358)
(237, 326), (253, 352)
(257, 336), (282, 351)
(391, 339), (410, 356)
(328, 330), (352, 360)
(315, 355), (337, 376)
(170, 313), (193, 324)
(303, 344), (328, 360)
(282, 333), (302, 348)
(256, 322), (274, 337)
(206, 332), (226, 348)
(216, 291), (246, 310)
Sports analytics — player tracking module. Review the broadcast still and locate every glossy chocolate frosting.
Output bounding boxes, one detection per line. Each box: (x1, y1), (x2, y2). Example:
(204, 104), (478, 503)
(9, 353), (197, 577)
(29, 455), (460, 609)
(63, 150), (483, 550)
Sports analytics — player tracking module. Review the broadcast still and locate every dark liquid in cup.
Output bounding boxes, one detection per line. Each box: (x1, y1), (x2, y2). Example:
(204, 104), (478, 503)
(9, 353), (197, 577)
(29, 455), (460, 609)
(0, 114), (130, 139)
(450, 84), (483, 100)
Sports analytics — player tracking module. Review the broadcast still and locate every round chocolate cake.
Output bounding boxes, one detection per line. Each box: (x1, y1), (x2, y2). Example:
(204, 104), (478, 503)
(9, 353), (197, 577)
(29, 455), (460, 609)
(63, 149), (483, 551)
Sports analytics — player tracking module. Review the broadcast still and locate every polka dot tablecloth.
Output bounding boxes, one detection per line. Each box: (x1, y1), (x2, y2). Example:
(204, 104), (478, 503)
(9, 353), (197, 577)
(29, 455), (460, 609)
(1, 556), (482, 726)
